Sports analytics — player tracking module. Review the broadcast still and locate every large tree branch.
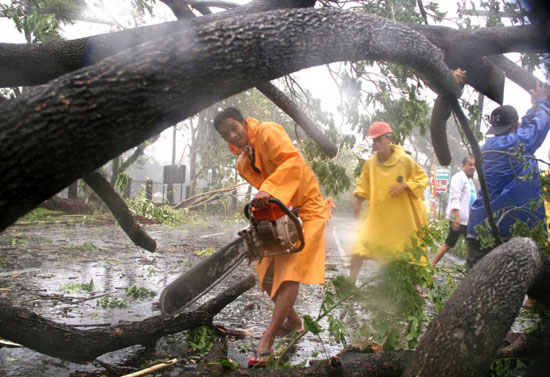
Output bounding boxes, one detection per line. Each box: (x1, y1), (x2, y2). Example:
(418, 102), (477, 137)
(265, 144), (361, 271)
(0, 274), (255, 363)
(488, 54), (546, 92)
(0, 7), (461, 230)
(0, 0), (315, 88)
(163, 0), (338, 158)
(0, 11), (547, 92)
(404, 238), (544, 376)
(82, 171), (157, 252)
(412, 22), (549, 104)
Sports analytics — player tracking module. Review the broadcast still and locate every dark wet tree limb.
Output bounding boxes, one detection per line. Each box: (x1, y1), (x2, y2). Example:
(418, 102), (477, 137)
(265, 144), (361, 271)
(82, 171), (157, 252)
(447, 97), (502, 245)
(404, 238), (544, 376)
(163, 0), (338, 159)
(256, 82), (338, 158)
(166, 332), (547, 377)
(0, 0), (317, 88)
(0, 274), (255, 363)
(412, 22), (548, 103)
(0, 11), (547, 93)
(0, 8), (461, 231)
(488, 54), (546, 93)
(430, 95), (453, 166)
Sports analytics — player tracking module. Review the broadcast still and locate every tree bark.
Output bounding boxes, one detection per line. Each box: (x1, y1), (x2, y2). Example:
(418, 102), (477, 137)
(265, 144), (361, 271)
(404, 237), (545, 377)
(0, 274), (255, 363)
(0, 8), (462, 231)
(162, 333), (546, 377)
(0, 0), (316, 88)
(411, 22), (549, 103)
(179, 339), (415, 377)
(163, 0), (338, 159)
(256, 82), (338, 158)
(488, 54), (547, 92)
(430, 95), (453, 166)
(83, 171), (157, 252)
(1, 16), (547, 102)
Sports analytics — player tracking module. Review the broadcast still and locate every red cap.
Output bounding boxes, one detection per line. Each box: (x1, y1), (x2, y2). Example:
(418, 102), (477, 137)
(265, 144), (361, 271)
(368, 122), (393, 139)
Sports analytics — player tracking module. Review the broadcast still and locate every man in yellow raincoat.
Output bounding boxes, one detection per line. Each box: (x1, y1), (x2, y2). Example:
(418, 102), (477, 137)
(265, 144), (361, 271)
(350, 121), (429, 284)
(213, 107), (327, 367)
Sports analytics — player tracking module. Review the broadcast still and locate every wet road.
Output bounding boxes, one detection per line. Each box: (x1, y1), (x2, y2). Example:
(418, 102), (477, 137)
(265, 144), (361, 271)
(0, 214), (368, 376)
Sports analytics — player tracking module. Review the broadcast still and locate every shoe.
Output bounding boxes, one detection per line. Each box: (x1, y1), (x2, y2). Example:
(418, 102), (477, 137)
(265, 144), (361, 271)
(248, 349), (274, 368)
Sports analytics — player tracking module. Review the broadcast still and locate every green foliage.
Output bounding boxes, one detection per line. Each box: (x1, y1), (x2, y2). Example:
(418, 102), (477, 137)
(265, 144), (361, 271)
(18, 207), (63, 223)
(358, 0), (445, 24)
(115, 173), (130, 192)
(489, 358), (528, 377)
(125, 285), (156, 299)
(127, 191), (192, 226)
(97, 296), (129, 308)
(297, 93), (356, 197)
(194, 247), (215, 256)
(0, 0), (86, 42)
(67, 242), (97, 252)
(131, 0), (155, 16)
(431, 266), (459, 313)
(62, 279), (93, 293)
(186, 326), (216, 354)
(207, 359), (240, 370)
(304, 138), (351, 196)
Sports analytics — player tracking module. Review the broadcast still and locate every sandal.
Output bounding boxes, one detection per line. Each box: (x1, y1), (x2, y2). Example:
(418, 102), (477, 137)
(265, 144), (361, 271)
(248, 349), (274, 368)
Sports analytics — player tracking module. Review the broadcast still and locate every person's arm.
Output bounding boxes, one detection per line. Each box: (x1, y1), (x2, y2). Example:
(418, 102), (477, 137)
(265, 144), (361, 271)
(519, 82), (550, 153)
(396, 158), (429, 198)
(353, 196), (365, 218)
(447, 174), (464, 227)
(353, 160), (370, 217)
(450, 208), (461, 230)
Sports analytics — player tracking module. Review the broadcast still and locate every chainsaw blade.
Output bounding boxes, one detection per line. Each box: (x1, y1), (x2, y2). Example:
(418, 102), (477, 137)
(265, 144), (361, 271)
(159, 236), (247, 316)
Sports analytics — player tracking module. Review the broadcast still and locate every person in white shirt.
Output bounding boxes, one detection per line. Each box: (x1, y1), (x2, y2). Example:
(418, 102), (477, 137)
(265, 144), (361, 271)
(431, 156), (476, 267)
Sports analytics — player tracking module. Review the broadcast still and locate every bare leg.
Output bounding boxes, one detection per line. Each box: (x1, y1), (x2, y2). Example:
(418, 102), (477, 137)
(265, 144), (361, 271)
(350, 254), (365, 285)
(256, 281), (300, 354)
(432, 244), (451, 267)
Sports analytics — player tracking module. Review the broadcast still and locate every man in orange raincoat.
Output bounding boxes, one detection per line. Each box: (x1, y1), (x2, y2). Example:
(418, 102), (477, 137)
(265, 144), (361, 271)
(213, 107), (327, 367)
(350, 121), (429, 284)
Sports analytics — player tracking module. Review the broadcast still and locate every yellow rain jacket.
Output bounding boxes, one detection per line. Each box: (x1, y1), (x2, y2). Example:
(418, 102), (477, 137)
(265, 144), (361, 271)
(353, 145), (428, 262)
(230, 118), (327, 298)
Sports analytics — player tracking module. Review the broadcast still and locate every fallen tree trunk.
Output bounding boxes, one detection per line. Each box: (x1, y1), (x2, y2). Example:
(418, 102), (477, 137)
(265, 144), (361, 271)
(83, 171), (157, 252)
(157, 331), (547, 377)
(173, 337), (415, 377)
(488, 54), (547, 93)
(0, 7), (463, 231)
(163, 0), (338, 159)
(0, 274), (255, 363)
(404, 237), (545, 377)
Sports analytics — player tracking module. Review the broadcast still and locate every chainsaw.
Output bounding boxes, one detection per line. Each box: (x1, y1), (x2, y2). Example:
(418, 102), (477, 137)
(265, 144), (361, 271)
(159, 198), (305, 316)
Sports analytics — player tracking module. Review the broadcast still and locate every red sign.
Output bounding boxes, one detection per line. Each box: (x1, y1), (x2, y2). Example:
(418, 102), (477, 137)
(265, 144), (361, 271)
(435, 179), (448, 192)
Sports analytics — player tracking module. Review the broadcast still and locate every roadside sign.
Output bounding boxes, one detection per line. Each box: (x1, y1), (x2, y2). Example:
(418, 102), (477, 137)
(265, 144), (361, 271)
(435, 179), (448, 192)
(432, 165), (451, 194)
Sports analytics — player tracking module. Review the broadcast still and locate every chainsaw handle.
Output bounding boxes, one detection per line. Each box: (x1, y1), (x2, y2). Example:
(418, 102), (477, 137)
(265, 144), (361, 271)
(244, 198), (305, 252)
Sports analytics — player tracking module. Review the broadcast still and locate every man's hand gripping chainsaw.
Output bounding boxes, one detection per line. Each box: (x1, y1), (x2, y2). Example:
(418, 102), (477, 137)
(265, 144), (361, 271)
(159, 198), (304, 316)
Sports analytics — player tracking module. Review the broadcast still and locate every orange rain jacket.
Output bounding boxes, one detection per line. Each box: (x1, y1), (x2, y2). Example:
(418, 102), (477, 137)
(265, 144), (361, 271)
(229, 118), (327, 298)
